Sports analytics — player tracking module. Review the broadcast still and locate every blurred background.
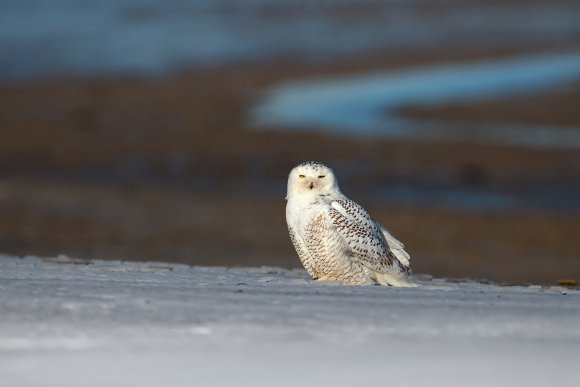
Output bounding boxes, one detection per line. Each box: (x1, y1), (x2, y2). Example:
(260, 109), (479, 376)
(0, 0), (579, 285)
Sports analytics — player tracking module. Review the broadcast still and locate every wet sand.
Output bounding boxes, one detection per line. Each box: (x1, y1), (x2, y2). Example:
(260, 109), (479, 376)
(1, 47), (579, 285)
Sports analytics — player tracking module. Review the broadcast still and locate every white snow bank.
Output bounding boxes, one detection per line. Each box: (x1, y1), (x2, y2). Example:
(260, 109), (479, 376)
(1, 254), (579, 387)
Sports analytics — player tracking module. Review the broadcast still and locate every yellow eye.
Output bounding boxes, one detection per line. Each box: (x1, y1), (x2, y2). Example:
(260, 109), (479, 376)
(299, 175), (305, 179)
(318, 175), (325, 178)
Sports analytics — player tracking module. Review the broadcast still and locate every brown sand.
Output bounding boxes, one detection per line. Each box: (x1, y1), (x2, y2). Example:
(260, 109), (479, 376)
(398, 82), (580, 128)
(1, 47), (579, 285)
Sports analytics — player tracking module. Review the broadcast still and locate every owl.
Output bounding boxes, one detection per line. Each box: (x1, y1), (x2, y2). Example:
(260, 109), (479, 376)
(286, 161), (416, 287)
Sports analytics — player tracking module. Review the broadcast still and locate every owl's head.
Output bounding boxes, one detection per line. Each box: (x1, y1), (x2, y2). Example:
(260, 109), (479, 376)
(286, 161), (340, 199)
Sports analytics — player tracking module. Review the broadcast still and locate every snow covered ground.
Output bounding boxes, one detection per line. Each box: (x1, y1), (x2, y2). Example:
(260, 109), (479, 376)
(1, 254), (579, 387)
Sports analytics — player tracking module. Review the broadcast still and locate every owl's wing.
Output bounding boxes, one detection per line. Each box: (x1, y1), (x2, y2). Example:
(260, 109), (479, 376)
(380, 226), (411, 270)
(328, 198), (405, 274)
(288, 225), (319, 279)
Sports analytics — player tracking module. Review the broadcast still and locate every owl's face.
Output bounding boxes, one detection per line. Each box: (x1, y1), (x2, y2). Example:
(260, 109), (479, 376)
(287, 161), (339, 199)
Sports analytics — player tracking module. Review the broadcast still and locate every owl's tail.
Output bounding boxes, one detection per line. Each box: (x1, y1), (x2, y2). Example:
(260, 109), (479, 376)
(380, 226), (411, 270)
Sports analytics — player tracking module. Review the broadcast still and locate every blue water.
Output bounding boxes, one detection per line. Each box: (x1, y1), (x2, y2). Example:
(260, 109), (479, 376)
(1, 0), (580, 83)
(252, 53), (580, 149)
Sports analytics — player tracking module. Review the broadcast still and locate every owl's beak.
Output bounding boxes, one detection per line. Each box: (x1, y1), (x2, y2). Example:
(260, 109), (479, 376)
(309, 182), (314, 189)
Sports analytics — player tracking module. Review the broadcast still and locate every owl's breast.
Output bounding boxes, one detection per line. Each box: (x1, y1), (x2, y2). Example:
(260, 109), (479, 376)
(286, 197), (327, 232)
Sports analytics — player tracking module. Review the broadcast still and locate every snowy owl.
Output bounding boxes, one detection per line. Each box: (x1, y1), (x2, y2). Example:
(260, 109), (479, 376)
(286, 161), (415, 287)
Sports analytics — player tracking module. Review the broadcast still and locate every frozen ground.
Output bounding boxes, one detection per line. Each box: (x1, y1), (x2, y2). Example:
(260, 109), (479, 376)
(1, 254), (579, 387)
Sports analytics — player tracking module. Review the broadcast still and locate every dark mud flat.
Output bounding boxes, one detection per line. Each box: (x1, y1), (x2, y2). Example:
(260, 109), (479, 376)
(1, 48), (580, 284)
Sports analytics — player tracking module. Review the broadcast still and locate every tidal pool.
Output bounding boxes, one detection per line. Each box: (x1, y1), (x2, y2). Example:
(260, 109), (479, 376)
(251, 53), (580, 149)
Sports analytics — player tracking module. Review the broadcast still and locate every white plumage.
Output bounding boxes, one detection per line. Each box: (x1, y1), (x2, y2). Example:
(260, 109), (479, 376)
(286, 161), (416, 287)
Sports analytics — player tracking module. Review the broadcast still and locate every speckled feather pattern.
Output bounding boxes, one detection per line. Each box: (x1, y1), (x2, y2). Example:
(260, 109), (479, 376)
(329, 198), (403, 272)
(286, 162), (414, 286)
(304, 210), (371, 284)
(288, 226), (319, 278)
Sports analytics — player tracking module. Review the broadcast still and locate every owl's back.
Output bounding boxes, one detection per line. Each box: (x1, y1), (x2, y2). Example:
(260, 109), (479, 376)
(287, 194), (415, 286)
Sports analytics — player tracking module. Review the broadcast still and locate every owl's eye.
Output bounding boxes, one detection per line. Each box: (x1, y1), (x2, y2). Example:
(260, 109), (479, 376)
(318, 175), (325, 178)
(299, 175), (305, 179)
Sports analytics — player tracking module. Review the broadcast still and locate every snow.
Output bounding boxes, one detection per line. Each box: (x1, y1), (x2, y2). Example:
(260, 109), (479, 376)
(251, 52), (580, 149)
(1, 254), (579, 386)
